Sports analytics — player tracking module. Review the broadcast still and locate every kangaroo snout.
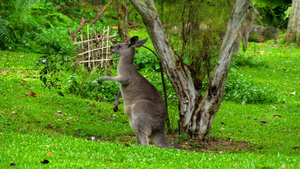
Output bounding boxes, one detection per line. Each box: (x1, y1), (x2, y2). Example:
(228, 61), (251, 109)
(110, 45), (115, 53)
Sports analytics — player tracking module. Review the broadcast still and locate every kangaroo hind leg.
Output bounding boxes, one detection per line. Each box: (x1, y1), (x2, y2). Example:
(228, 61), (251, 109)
(150, 131), (170, 148)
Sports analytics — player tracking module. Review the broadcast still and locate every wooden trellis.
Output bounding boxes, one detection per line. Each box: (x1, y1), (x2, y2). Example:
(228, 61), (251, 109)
(74, 25), (116, 69)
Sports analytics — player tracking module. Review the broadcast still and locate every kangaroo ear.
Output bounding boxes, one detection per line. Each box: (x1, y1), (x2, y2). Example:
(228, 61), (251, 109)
(135, 39), (148, 47)
(128, 36), (139, 47)
(129, 39), (148, 48)
(128, 36), (148, 48)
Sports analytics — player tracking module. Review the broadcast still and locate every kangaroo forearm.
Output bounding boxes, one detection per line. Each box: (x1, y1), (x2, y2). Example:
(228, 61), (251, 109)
(98, 76), (128, 84)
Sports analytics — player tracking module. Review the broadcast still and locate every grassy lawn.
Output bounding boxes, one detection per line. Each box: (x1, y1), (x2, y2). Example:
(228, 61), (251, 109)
(0, 37), (299, 168)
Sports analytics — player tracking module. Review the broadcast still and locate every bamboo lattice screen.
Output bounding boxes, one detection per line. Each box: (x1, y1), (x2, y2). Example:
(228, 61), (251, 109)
(74, 25), (116, 69)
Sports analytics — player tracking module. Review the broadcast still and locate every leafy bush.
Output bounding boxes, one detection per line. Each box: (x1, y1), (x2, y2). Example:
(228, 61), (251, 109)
(232, 54), (267, 68)
(65, 67), (120, 102)
(134, 49), (160, 72)
(0, 0), (76, 55)
(224, 68), (278, 104)
(0, 18), (15, 47)
(37, 54), (121, 102)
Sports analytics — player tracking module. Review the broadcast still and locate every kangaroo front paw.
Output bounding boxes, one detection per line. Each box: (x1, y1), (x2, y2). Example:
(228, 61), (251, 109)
(98, 78), (103, 85)
(113, 105), (120, 112)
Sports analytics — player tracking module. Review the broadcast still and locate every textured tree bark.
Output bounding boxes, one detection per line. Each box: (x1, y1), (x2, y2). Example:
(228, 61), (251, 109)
(285, 0), (300, 45)
(117, 0), (130, 42)
(130, 0), (250, 139)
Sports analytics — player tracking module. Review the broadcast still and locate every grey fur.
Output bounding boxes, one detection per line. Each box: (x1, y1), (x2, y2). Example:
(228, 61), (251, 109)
(235, 2), (260, 54)
(98, 36), (170, 148)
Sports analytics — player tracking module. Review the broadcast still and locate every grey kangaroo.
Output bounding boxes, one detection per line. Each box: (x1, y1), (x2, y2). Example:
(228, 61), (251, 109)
(98, 36), (170, 148)
(234, 2), (260, 54)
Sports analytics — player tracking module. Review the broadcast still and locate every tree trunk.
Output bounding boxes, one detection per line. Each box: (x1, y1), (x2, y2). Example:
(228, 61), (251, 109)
(130, 0), (250, 139)
(117, 0), (130, 42)
(285, 0), (300, 45)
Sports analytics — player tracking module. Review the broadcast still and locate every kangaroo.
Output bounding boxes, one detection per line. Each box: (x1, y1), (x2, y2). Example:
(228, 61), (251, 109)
(234, 2), (260, 54)
(98, 36), (170, 148)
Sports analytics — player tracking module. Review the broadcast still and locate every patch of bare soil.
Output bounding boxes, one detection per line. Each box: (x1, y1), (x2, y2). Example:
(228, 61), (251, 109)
(92, 133), (259, 153)
(167, 133), (258, 153)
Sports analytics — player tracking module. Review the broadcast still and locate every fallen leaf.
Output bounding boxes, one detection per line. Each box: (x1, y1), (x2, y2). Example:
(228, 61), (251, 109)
(179, 142), (190, 149)
(55, 111), (66, 116)
(86, 102), (96, 107)
(0, 70), (8, 74)
(87, 136), (95, 141)
(290, 92), (296, 95)
(110, 26), (118, 29)
(242, 102), (245, 105)
(272, 115), (282, 118)
(260, 119), (269, 123)
(46, 152), (52, 156)
(41, 159), (49, 164)
(292, 146), (299, 149)
(10, 163), (17, 166)
(282, 165), (286, 168)
(20, 55), (24, 57)
(270, 105), (277, 109)
(33, 75), (41, 78)
(24, 92), (37, 97)
(57, 119), (63, 121)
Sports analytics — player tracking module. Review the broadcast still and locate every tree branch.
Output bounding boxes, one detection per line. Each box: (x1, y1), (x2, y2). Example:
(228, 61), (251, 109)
(227, 0), (233, 18)
(89, 0), (114, 26)
(70, 17), (90, 41)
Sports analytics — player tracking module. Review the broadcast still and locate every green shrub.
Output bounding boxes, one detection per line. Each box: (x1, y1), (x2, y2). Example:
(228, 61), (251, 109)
(224, 68), (278, 104)
(232, 54), (266, 68)
(37, 54), (121, 102)
(0, 0), (77, 55)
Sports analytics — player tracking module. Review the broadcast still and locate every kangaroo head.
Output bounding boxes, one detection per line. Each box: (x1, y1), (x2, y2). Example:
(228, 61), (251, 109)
(110, 36), (148, 55)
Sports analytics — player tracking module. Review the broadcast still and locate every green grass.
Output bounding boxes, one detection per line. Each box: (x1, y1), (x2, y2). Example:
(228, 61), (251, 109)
(0, 36), (299, 168)
(0, 131), (298, 168)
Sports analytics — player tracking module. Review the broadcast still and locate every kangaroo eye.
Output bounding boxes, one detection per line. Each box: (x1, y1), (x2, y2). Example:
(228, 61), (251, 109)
(118, 45), (121, 48)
